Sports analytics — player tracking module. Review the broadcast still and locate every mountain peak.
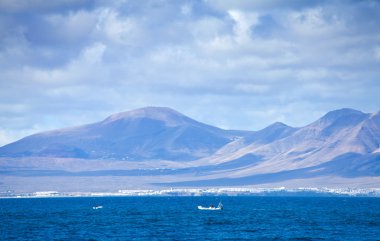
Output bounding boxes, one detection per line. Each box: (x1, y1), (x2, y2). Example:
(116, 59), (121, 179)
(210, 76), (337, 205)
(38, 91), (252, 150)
(308, 108), (370, 136)
(0, 106), (240, 160)
(266, 121), (290, 129)
(321, 108), (366, 122)
(243, 121), (296, 144)
(102, 107), (189, 126)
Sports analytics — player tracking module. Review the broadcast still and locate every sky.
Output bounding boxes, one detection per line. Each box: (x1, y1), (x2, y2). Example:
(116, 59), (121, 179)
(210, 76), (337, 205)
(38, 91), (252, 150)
(1, 0), (380, 146)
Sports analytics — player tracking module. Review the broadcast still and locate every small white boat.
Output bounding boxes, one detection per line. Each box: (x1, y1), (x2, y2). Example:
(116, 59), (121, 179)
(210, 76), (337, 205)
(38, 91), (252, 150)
(198, 202), (223, 210)
(92, 205), (103, 210)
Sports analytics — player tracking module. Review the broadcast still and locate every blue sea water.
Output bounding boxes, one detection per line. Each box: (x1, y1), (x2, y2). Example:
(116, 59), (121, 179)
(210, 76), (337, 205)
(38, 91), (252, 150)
(1, 196), (379, 240)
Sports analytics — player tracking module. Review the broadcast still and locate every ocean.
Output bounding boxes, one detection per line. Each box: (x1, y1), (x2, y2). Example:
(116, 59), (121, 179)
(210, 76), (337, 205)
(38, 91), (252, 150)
(1, 196), (379, 240)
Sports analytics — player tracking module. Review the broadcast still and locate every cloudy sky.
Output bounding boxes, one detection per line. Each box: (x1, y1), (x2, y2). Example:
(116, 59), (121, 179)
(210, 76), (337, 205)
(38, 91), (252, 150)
(1, 0), (380, 146)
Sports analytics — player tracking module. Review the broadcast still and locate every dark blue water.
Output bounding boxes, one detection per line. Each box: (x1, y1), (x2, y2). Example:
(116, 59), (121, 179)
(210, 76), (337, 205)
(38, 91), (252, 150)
(1, 196), (379, 240)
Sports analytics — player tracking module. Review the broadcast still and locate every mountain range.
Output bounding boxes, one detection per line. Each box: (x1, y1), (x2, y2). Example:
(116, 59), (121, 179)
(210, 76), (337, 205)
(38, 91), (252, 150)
(0, 107), (247, 161)
(1, 107), (379, 192)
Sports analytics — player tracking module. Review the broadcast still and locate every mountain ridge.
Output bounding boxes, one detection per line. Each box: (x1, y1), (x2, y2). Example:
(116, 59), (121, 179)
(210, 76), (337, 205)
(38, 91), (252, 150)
(0, 107), (249, 161)
(0, 106), (379, 190)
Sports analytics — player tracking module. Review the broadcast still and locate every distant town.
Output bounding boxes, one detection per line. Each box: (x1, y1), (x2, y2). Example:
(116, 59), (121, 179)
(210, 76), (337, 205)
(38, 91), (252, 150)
(2, 187), (380, 198)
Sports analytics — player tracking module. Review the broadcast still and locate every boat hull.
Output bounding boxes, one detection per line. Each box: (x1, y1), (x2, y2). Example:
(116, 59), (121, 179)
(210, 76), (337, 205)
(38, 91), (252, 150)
(197, 206), (222, 210)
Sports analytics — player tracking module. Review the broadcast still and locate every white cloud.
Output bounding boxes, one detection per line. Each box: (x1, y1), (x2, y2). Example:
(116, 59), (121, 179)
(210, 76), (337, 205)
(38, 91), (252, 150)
(287, 8), (327, 36)
(190, 16), (229, 41)
(181, 4), (192, 16)
(95, 8), (142, 46)
(234, 83), (270, 94)
(1, 42), (107, 88)
(0, 0), (379, 145)
(43, 10), (97, 43)
(204, 0), (314, 12)
(228, 10), (259, 44)
(375, 46), (380, 60)
(77, 42), (106, 64)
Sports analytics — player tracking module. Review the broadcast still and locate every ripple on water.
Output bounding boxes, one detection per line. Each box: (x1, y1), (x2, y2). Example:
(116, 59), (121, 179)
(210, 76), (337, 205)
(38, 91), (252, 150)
(1, 196), (380, 240)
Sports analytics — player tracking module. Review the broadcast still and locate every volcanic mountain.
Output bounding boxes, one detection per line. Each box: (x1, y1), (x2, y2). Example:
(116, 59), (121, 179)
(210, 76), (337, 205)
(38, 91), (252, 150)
(0, 107), (379, 191)
(169, 108), (380, 187)
(0, 107), (249, 161)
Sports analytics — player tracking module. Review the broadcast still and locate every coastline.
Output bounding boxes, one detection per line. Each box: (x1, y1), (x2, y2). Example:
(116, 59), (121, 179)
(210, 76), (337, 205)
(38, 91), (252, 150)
(2, 187), (380, 198)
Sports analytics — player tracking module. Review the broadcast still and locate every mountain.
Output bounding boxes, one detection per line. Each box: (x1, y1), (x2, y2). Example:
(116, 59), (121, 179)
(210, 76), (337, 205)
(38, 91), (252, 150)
(1, 107), (380, 192)
(166, 108), (380, 187)
(243, 109), (377, 167)
(243, 121), (297, 144)
(0, 107), (250, 161)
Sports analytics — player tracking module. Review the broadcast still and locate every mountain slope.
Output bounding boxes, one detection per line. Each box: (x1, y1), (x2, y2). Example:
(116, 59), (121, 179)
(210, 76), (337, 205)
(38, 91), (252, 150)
(0, 107), (249, 161)
(191, 108), (380, 179)
(1, 107), (380, 190)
